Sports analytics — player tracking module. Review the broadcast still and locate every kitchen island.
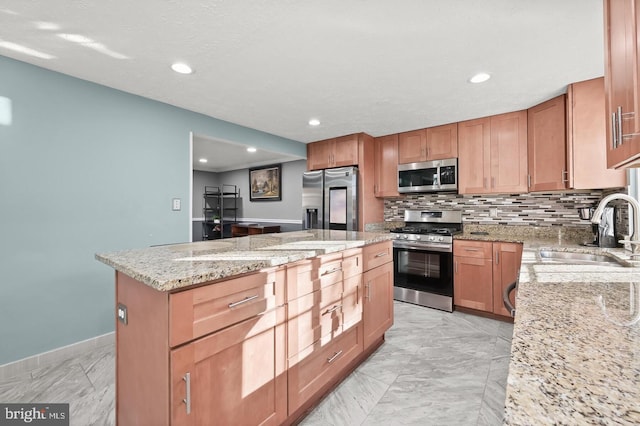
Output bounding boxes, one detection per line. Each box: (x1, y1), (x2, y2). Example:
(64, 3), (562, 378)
(456, 225), (640, 424)
(96, 230), (395, 426)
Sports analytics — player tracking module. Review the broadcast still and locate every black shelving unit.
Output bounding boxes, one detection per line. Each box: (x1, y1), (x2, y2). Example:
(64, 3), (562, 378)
(202, 184), (240, 240)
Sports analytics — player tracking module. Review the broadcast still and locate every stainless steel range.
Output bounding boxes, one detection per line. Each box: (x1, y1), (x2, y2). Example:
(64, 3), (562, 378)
(391, 210), (462, 312)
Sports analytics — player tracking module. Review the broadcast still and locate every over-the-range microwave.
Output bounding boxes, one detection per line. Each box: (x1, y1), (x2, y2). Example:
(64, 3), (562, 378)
(397, 158), (458, 193)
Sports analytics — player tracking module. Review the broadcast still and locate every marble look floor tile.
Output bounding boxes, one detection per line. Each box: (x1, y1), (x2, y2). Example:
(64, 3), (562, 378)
(299, 370), (389, 426)
(78, 344), (115, 390)
(354, 341), (416, 386)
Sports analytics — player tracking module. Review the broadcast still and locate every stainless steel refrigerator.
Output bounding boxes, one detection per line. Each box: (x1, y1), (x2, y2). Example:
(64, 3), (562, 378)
(302, 166), (358, 231)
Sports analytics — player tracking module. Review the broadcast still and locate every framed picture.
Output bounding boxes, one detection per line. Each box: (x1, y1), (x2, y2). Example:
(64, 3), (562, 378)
(249, 164), (282, 201)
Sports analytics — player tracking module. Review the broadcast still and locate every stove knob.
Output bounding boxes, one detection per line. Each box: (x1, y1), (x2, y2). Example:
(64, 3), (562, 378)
(402, 235), (408, 240)
(416, 235), (421, 240)
(428, 236), (435, 241)
(438, 236), (444, 242)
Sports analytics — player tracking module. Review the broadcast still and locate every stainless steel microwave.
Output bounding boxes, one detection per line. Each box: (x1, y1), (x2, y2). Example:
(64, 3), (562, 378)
(397, 158), (458, 193)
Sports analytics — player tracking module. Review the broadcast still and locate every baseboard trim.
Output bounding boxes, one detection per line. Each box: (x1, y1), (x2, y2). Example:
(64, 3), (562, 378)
(0, 332), (115, 381)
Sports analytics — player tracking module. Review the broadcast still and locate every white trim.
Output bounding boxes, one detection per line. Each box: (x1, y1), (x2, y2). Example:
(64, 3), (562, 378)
(189, 131), (194, 242)
(0, 332), (115, 380)
(191, 217), (302, 224)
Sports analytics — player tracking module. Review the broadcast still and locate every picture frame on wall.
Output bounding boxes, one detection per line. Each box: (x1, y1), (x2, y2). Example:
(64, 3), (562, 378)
(249, 164), (282, 201)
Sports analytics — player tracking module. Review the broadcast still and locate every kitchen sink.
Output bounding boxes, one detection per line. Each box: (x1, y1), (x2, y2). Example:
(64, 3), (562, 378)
(538, 250), (624, 266)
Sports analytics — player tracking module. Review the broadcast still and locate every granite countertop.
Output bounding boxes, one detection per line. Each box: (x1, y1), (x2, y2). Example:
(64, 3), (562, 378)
(458, 225), (640, 424)
(95, 229), (393, 291)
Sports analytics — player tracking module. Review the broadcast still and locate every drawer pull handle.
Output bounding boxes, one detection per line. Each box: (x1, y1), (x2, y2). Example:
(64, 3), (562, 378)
(322, 304), (342, 315)
(183, 372), (191, 415)
(228, 294), (259, 308)
(322, 267), (342, 276)
(327, 350), (343, 364)
(463, 247), (481, 251)
(374, 251), (387, 258)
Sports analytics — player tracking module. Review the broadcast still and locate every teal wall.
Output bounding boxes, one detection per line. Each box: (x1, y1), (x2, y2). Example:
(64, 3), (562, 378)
(0, 55), (306, 365)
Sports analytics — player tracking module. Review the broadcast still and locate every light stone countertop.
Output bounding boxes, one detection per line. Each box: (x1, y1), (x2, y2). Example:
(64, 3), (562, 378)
(456, 225), (640, 425)
(95, 229), (394, 291)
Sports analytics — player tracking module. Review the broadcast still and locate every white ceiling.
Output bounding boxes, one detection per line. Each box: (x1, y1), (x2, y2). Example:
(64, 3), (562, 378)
(1, 0), (604, 170)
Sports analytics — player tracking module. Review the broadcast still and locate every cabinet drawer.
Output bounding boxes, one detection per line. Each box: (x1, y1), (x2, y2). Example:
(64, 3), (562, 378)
(287, 281), (343, 358)
(363, 241), (392, 271)
(342, 249), (363, 279)
(453, 240), (492, 259)
(169, 268), (285, 347)
(287, 324), (363, 415)
(286, 258), (321, 301)
(318, 254), (344, 288)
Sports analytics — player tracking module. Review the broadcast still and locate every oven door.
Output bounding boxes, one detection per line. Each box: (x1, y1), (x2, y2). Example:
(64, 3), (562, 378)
(393, 246), (453, 297)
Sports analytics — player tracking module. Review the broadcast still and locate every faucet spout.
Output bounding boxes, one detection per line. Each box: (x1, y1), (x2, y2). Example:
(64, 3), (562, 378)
(591, 193), (640, 254)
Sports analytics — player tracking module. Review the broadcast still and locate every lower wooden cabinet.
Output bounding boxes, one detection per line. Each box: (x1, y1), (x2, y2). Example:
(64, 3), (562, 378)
(363, 261), (394, 348)
(453, 240), (522, 316)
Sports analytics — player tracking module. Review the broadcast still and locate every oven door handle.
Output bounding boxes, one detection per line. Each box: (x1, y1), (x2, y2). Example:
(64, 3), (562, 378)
(393, 242), (452, 253)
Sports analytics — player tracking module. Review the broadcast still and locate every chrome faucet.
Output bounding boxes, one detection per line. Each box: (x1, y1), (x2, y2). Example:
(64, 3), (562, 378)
(591, 193), (640, 255)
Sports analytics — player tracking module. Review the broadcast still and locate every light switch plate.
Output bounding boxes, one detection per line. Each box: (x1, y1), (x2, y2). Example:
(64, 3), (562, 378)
(172, 198), (181, 211)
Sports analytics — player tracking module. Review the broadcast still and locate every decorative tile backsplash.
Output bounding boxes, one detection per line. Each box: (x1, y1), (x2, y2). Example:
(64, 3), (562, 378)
(384, 189), (628, 229)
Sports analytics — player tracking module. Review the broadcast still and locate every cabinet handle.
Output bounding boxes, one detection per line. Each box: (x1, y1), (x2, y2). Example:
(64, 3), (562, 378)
(561, 170), (568, 183)
(322, 304), (342, 315)
(327, 350), (343, 364)
(365, 282), (371, 300)
(322, 267), (342, 276)
(491, 177), (495, 188)
(483, 178), (488, 189)
(527, 174), (531, 188)
(617, 106), (624, 145)
(463, 247), (481, 251)
(228, 294), (259, 308)
(495, 251), (499, 265)
(454, 260), (458, 274)
(183, 372), (191, 415)
(612, 112), (618, 148)
(375, 251), (388, 258)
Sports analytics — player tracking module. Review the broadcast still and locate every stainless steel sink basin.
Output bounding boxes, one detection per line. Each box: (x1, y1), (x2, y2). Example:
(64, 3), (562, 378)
(538, 250), (623, 266)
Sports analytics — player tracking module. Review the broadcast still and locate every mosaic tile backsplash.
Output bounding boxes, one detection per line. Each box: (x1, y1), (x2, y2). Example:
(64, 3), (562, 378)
(384, 189), (628, 231)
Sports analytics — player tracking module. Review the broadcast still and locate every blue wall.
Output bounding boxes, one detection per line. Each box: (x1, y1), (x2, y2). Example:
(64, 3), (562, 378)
(0, 55), (306, 364)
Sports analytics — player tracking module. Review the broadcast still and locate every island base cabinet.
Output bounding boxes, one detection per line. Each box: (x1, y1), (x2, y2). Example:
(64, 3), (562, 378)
(287, 324), (363, 415)
(171, 307), (287, 426)
(363, 261), (394, 348)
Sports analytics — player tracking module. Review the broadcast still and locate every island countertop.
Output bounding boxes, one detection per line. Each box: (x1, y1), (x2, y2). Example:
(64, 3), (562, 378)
(500, 243), (640, 424)
(95, 229), (394, 291)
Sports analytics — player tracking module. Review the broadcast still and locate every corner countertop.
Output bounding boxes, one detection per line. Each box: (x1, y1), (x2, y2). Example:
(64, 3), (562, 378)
(95, 230), (393, 292)
(459, 225), (640, 424)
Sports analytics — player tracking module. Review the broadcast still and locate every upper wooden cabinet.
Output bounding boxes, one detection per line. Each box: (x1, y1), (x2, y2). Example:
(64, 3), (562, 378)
(373, 134), (399, 197)
(397, 123), (458, 164)
(307, 135), (359, 170)
(568, 77), (627, 189)
(458, 111), (527, 194)
(603, 0), (640, 168)
(527, 95), (568, 192)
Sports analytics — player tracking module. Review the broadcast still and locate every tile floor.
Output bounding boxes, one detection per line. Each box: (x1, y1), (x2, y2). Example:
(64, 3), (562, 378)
(0, 301), (513, 426)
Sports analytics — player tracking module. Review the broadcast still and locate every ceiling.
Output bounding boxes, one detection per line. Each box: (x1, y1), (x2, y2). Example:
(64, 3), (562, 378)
(1, 0), (604, 170)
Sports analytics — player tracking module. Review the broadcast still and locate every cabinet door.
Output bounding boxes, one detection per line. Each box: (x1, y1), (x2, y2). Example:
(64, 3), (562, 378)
(170, 307), (286, 426)
(458, 117), (491, 194)
(363, 261), (394, 348)
(604, 0), (640, 167)
(492, 243), (523, 317)
(307, 139), (333, 170)
(426, 123), (458, 160)
(453, 255), (493, 312)
(527, 95), (567, 191)
(490, 111), (528, 193)
(398, 129), (427, 164)
(568, 78), (627, 189)
(333, 134), (359, 167)
(374, 134), (399, 197)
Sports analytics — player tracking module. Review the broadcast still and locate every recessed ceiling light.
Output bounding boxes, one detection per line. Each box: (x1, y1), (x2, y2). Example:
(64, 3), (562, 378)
(308, 119), (320, 126)
(469, 72), (491, 83)
(171, 62), (193, 74)
(198, 158), (208, 163)
(246, 147), (257, 153)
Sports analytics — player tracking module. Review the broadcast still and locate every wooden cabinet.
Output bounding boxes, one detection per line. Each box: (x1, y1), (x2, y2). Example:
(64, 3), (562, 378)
(397, 123), (458, 164)
(362, 241), (394, 348)
(373, 134), (399, 197)
(567, 78), (627, 189)
(453, 240), (522, 316)
(307, 134), (359, 170)
(527, 95), (568, 191)
(603, 0), (640, 168)
(492, 242), (523, 318)
(458, 111), (528, 194)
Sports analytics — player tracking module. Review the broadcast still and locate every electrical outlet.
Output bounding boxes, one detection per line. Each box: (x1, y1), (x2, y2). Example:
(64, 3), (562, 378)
(117, 303), (128, 325)
(172, 198), (181, 211)
(489, 208), (499, 218)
